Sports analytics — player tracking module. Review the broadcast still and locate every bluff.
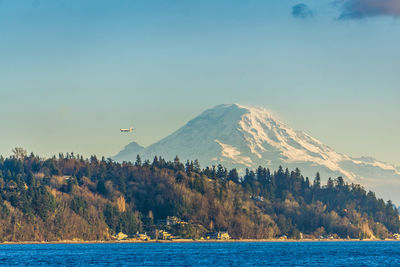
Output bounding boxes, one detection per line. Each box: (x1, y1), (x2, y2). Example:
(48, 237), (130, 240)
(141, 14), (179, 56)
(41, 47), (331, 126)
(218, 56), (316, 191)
(0, 154), (399, 242)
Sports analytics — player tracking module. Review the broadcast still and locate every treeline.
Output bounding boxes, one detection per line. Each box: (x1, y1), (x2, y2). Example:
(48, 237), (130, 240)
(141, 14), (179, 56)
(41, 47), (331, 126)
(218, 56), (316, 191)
(0, 150), (399, 242)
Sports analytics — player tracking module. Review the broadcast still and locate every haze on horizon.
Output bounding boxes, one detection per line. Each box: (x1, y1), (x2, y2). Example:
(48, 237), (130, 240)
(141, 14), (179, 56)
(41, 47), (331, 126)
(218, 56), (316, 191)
(0, 0), (399, 166)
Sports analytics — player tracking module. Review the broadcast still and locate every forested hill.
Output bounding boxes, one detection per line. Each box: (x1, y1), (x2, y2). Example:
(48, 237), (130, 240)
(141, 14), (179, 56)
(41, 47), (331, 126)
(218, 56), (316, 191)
(0, 151), (399, 242)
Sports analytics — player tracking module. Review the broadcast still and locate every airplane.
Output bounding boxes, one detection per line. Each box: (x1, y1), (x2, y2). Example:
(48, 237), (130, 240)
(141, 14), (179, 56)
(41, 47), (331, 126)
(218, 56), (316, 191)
(120, 127), (134, 133)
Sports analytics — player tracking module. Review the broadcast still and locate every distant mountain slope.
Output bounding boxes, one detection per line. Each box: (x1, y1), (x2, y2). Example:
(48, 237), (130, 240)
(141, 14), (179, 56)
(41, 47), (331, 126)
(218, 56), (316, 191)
(114, 104), (400, 203)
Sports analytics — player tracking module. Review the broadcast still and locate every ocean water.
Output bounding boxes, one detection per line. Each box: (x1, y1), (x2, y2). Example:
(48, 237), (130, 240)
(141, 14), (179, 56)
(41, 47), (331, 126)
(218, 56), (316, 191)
(0, 241), (399, 266)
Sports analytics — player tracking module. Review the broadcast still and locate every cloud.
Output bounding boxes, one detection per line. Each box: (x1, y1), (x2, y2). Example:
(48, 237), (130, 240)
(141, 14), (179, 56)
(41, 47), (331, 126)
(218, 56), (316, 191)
(335, 0), (400, 19)
(292, 3), (315, 19)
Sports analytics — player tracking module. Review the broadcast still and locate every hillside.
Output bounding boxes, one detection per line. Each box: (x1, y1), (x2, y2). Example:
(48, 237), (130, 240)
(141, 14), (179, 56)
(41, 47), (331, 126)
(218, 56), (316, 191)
(114, 104), (400, 203)
(0, 152), (399, 242)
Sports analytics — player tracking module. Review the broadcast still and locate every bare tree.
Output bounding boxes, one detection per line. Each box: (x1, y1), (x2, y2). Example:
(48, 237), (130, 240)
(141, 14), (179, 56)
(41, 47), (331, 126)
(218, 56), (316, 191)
(12, 147), (27, 160)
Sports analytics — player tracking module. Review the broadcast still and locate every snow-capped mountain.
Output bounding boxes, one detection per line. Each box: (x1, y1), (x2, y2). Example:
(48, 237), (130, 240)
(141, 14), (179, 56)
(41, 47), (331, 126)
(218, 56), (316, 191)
(114, 104), (400, 203)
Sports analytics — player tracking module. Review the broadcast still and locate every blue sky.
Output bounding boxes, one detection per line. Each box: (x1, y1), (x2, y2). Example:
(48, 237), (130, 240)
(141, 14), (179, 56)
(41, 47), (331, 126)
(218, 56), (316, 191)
(0, 0), (399, 166)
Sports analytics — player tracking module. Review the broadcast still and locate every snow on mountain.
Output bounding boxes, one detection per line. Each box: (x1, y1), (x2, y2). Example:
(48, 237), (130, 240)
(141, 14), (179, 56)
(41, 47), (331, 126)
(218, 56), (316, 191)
(114, 104), (400, 203)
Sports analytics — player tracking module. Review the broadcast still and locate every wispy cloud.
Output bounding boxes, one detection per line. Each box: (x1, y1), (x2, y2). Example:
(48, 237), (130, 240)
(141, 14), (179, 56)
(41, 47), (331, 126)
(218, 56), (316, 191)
(292, 3), (315, 19)
(335, 0), (400, 19)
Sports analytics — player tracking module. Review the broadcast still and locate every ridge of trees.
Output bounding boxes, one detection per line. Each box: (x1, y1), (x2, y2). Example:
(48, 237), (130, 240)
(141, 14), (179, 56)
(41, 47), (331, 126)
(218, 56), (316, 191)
(0, 150), (398, 241)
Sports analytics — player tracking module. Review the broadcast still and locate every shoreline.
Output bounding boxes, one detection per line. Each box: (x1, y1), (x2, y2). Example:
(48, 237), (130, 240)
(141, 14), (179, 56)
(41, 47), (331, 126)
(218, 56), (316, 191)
(1, 238), (400, 245)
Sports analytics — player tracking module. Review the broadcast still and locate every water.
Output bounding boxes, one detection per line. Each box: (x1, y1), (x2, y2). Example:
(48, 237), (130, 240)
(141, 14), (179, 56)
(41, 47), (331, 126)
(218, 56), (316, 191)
(0, 241), (399, 266)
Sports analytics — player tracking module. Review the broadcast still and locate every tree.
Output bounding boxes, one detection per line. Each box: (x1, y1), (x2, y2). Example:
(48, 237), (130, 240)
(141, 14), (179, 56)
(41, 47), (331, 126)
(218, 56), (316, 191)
(228, 169), (240, 183)
(152, 156), (159, 167)
(313, 172), (321, 189)
(97, 178), (108, 195)
(12, 147), (27, 160)
(193, 159), (201, 172)
(32, 186), (56, 220)
(174, 156), (180, 165)
(117, 196), (127, 212)
(216, 164), (227, 179)
(327, 178), (334, 189)
(135, 155), (142, 166)
(336, 176), (345, 188)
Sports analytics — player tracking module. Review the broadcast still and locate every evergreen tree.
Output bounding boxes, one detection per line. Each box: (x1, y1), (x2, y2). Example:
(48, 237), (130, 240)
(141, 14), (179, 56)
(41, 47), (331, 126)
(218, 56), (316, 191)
(135, 155), (142, 166)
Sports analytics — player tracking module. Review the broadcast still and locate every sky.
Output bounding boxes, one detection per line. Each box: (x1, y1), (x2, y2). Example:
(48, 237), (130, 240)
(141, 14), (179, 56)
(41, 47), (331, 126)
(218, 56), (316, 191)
(0, 0), (399, 166)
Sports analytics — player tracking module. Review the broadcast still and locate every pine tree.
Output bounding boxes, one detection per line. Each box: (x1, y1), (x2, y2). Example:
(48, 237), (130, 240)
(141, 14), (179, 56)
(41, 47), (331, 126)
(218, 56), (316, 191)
(135, 155), (142, 166)
(313, 172), (321, 189)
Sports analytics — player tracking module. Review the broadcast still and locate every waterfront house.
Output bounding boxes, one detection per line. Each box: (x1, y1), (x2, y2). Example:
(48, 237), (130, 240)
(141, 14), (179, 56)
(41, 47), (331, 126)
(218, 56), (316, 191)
(158, 230), (173, 240)
(136, 232), (151, 241)
(206, 231), (231, 240)
(115, 232), (128, 241)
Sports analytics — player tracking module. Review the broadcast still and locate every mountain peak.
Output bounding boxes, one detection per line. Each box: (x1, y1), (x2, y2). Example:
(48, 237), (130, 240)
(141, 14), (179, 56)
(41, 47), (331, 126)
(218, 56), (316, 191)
(210, 103), (275, 119)
(114, 141), (144, 161)
(114, 104), (400, 203)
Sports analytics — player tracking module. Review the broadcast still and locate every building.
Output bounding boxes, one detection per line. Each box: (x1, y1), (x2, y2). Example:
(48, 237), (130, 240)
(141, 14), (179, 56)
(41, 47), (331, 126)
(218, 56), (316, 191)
(114, 232), (128, 241)
(166, 216), (188, 226)
(158, 230), (173, 240)
(206, 231), (231, 240)
(136, 232), (151, 241)
(166, 216), (180, 226)
(158, 216), (188, 226)
(251, 195), (264, 202)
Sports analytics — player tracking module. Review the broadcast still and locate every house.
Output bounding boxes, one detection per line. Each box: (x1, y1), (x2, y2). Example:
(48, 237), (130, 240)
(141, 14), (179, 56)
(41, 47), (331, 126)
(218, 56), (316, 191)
(136, 232), (151, 241)
(158, 216), (188, 226)
(251, 195), (264, 202)
(166, 216), (180, 226)
(206, 231), (231, 240)
(393, 233), (400, 240)
(166, 216), (188, 226)
(114, 232), (128, 241)
(158, 230), (173, 240)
